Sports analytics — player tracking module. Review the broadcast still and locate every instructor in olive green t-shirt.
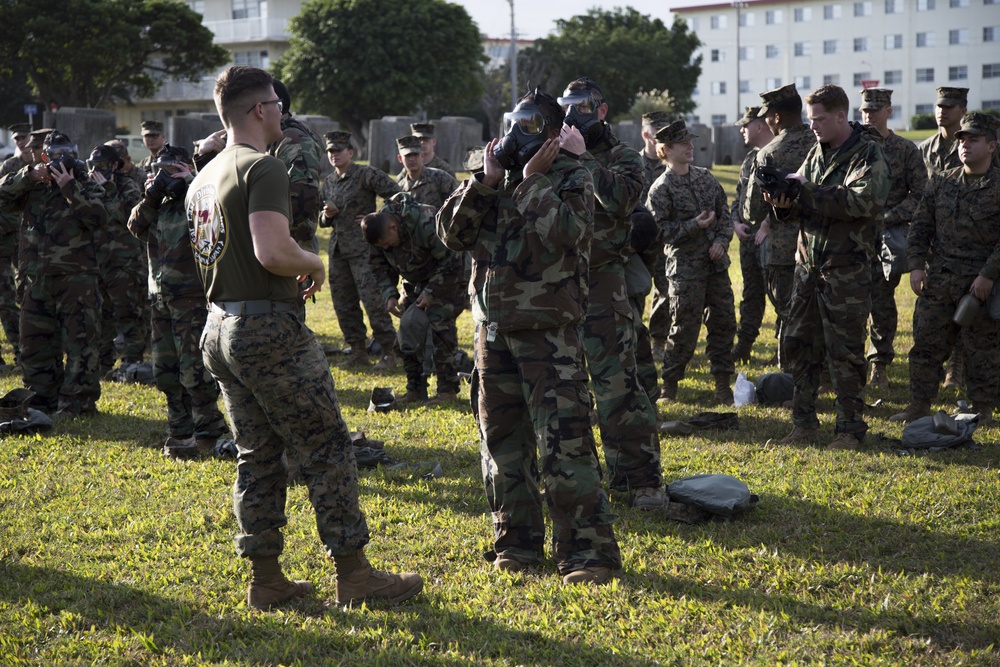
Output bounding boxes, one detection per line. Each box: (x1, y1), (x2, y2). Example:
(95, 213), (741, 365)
(185, 65), (423, 612)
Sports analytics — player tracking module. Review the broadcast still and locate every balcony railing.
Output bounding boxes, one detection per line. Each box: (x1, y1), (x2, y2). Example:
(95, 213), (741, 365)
(143, 77), (218, 103)
(203, 17), (290, 43)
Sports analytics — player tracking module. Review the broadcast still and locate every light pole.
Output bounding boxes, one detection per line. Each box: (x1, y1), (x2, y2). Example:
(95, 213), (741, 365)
(733, 2), (747, 122)
(507, 0), (518, 109)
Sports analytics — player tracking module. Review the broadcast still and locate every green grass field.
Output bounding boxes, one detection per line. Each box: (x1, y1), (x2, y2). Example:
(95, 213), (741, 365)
(1, 169), (998, 666)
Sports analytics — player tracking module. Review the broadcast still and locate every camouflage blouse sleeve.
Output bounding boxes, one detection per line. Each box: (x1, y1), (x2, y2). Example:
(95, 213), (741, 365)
(710, 177), (733, 248)
(436, 176), (495, 252)
(127, 198), (157, 240)
(906, 173), (939, 272)
(512, 161), (594, 248)
(796, 143), (890, 223)
(884, 140), (928, 227)
(581, 144), (643, 222)
(368, 246), (401, 303)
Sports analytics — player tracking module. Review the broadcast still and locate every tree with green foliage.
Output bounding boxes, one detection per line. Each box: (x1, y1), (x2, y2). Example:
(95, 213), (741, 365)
(519, 8), (701, 117)
(0, 0), (229, 110)
(274, 0), (486, 149)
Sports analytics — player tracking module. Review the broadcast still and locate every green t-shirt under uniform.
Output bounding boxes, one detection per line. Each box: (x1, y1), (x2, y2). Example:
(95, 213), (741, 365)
(186, 143), (298, 303)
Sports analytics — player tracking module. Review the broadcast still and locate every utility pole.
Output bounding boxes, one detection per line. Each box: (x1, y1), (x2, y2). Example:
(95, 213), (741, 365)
(508, 0), (518, 109)
(733, 1), (746, 123)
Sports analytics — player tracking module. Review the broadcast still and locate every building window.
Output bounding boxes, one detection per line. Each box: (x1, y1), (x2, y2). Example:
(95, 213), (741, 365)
(949, 65), (968, 80)
(824, 39), (840, 54)
(766, 45), (780, 58)
(853, 109), (863, 122)
(711, 15), (728, 29)
(916, 31), (935, 47)
(794, 42), (811, 56)
(711, 49), (725, 62)
(795, 75), (812, 89)
(853, 72), (872, 86)
(917, 0), (935, 8)
(854, 37), (870, 52)
(916, 67), (935, 82)
(739, 46), (755, 60)
(982, 100), (1000, 110)
(824, 4), (842, 18)
(766, 9), (783, 24)
(232, 0), (261, 19)
(766, 77), (782, 89)
(949, 29), (969, 44)
(915, 103), (934, 113)
(986, 27), (998, 41)
(854, 1), (872, 16)
(187, 0), (205, 12)
(712, 81), (727, 95)
(686, 17), (699, 31)
(233, 50), (269, 68)
(885, 34), (903, 49)
(949, 0), (968, 6)
(739, 11), (756, 26)
(739, 80), (752, 93)
(711, 114), (728, 126)
(984, 63), (1000, 78)
(824, 74), (841, 85)
(795, 7), (813, 21)
(885, 0), (903, 12)
(885, 69), (903, 84)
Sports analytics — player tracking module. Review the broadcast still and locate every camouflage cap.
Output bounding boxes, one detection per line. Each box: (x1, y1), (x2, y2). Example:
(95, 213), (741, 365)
(325, 130), (353, 151)
(757, 83), (800, 117)
(655, 119), (698, 144)
(463, 146), (485, 172)
(736, 106), (763, 126)
(8, 123), (31, 137)
(642, 110), (672, 130)
(141, 120), (164, 135)
(935, 87), (969, 108)
(27, 128), (53, 149)
(410, 122), (435, 138)
(396, 135), (423, 155)
(954, 112), (1000, 139)
(859, 88), (893, 111)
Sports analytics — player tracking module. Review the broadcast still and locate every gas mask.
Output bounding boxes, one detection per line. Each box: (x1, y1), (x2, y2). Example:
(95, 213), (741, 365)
(493, 103), (553, 170)
(86, 147), (118, 182)
(558, 88), (605, 146)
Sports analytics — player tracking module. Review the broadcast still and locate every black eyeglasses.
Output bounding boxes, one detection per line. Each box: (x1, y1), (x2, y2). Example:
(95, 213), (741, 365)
(246, 98), (284, 115)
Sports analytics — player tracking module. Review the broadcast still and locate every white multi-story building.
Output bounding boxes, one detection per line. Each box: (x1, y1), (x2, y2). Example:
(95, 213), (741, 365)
(114, 0), (304, 133)
(672, 0), (1000, 129)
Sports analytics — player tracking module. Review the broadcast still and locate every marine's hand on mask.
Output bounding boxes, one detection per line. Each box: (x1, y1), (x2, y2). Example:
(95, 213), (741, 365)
(559, 125), (586, 156)
(482, 137), (504, 188)
(523, 138), (559, 179)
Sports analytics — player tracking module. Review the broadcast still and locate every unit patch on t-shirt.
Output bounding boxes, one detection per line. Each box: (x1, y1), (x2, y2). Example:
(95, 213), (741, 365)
(188, 183), (227, 268)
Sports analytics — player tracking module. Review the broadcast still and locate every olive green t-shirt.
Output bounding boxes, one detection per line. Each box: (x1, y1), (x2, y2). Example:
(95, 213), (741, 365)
(186, 144), (298, 303)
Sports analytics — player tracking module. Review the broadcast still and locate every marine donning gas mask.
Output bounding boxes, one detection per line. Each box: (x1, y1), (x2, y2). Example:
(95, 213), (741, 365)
(558, 89), (604, 146)
(493, 103), (553, 170)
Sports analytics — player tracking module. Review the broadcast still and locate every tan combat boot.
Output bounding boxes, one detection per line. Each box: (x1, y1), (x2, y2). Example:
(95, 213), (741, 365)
(971, 403), (995, 426)
(778, 425), (820, 445)
(714, 373), (734, 406)
(247, 557), (314, 610)
(888, 399), (931, 423)
(338, 348), (369, 368)
(334, 550), (423, 605)
(943, 355), (964, 388)
(656, 379), (678, 406)
(868, 363), (889, 390)
(562, 566), (615, 585)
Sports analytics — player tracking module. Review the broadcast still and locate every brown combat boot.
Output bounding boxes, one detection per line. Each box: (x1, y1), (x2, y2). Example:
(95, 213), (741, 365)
(889, 399), (931, 423)
(396, 388), (428, 406)
(338, 348), (369, 368)
(373, 353), (399, 371)
(828, 432), (862, 451)
(426, 390), (458, 406)
(562, 566), (615, 585)
(868, 363), (889, 390)
(657, 379), (678, 405)
(334, 550), (423, 605)
(247, 557), (314, 610)
(714, 373), (734, 406)
(778, 425), (820, 445)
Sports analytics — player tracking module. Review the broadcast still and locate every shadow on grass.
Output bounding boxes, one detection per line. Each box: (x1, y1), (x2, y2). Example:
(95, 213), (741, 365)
(650, 495), (1000, 650)
(0, 560), (660, 666)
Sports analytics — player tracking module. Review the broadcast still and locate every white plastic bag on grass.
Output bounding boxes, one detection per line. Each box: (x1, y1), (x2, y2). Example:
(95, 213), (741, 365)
(733, 372), (756, 407)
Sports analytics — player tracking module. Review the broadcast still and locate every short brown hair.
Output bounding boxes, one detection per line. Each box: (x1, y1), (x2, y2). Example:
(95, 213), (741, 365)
(806, 85), (850, 114)
(213, 65), (274, 127)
